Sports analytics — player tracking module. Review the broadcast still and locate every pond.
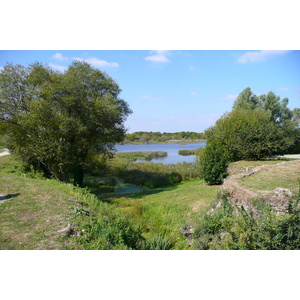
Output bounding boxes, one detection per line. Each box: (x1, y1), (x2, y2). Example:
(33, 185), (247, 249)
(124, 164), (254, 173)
(115, 142), (206, 164)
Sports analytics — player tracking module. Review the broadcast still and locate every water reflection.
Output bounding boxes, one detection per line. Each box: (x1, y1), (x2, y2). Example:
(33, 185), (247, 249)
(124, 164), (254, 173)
(115, 142), (205, 164)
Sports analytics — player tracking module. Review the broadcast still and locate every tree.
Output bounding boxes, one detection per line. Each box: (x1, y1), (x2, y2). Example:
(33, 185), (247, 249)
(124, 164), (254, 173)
(232, 87), (260, 110)
(205, 109), (293, 161)
(232, 87), (294, 126)
(0, 61), (132, 187)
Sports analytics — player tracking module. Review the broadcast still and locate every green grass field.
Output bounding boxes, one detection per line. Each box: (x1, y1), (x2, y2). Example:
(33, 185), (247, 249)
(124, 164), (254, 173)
(1, 154), (298, 250)
(237, 160), (300, 194)
(0, 154), (219, 249)
(100, 179), (219, 249)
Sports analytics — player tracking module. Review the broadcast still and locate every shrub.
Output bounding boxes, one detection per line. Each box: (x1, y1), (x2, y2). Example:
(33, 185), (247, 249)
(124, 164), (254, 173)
(193, 188), (300, 250)
(200, 142), (229, 185)
(205, 109), (293, 161)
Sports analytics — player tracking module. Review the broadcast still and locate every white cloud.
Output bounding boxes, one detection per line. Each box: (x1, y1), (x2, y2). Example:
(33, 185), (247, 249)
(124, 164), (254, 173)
(220, 94), (239, 101)
(145, 50), (170, 63)
(0, 66), (4, 71)
(237, 50), (291, 63)
(190, 92), (199, 96)
(73, 57), (119, 68)
(48, 63), (67, 72)
(52, 53), (69, 61)
(278, 87), (290, 91)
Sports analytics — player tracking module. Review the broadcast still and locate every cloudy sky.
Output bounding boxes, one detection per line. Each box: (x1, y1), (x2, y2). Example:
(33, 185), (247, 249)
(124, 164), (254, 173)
(1, 50), (299, 133)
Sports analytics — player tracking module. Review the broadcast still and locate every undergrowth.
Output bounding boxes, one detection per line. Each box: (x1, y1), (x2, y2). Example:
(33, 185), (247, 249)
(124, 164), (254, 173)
(193, 187), (300, 250)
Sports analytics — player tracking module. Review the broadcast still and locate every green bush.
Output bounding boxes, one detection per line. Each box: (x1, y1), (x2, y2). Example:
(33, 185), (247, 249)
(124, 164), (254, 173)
(205, 109), (293, 161)
(200, 142), (229, 185)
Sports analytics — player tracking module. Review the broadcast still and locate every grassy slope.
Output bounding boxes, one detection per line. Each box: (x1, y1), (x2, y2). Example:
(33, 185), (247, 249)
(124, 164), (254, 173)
(2, 154), (298, 250)
(0, 156), (85, 249)
(100, 180), (219, 249)
(237, 160), (300, 194)
(0, 155), (219, 250)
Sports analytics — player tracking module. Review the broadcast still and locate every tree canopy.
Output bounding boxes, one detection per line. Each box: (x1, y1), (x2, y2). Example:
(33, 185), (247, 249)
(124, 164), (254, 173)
(0, 61), (132, 186)
(201, 87), (299, 184)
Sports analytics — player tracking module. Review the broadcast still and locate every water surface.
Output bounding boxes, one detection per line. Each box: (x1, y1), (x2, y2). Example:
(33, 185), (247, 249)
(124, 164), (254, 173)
(115, 142), (206, 164)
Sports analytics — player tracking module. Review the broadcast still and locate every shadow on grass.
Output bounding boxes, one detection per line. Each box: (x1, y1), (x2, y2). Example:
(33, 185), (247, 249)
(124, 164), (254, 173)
(93, 183), (180, 204)
(0, 193), (20, 203)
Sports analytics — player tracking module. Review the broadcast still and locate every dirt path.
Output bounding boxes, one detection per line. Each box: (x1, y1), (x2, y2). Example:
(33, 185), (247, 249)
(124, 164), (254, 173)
(221, 160), (298, 210)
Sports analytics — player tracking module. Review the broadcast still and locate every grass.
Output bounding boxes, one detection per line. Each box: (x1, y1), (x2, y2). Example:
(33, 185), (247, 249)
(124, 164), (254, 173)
(0, 172), (83, 249)
(4, 152), (296, 250)
(227, 159), (289, 176)
(100, 179), (219, 249)
(115, 151), (167, 161)
(178, 149), (197, 156)
(110, 159), (201, 188)
(237, 160), (300, 194)
(0, 154), (218, 250)
(0, 155), (142, 250)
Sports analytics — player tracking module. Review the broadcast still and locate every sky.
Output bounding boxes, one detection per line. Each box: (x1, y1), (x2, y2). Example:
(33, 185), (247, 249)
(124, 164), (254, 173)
(0, 50), (299, 133)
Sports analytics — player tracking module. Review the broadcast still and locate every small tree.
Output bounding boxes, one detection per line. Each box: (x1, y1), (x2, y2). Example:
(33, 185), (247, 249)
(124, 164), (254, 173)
(200, 141), (229, 185)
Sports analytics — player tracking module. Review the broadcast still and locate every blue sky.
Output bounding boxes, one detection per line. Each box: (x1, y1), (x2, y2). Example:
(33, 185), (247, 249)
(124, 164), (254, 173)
(0, 50), (299, 133)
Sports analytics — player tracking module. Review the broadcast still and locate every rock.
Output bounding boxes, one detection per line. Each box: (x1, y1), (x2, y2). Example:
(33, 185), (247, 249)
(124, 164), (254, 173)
(57, 224), (74, 236)
(180, 226), (194, 246)
(273, 188), (293, 198)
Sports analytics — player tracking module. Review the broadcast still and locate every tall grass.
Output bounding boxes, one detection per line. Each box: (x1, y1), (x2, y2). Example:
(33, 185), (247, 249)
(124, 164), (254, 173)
(178, 149), (197, 156)
(115, 151), (167, 161)
(109, 158), (201, 188)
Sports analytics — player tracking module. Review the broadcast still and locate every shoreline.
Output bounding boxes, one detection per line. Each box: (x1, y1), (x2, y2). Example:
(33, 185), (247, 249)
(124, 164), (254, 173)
(120, 139), (207, 145)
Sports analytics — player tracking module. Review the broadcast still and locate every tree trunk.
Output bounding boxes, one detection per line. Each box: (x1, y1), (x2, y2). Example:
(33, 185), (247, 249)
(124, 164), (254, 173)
(73, 166), (84, 187)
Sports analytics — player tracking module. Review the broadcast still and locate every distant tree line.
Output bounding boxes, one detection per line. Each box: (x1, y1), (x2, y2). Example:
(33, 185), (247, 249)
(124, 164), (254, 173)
(124, 131), (206, 143)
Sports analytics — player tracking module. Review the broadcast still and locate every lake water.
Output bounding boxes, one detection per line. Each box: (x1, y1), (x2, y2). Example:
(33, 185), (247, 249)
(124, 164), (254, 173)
(115, 142), (206, 164)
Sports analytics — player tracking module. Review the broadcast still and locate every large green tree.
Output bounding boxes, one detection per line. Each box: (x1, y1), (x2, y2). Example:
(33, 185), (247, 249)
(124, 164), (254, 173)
(205, 109), (292, 161)
(0, 61), (132, 187)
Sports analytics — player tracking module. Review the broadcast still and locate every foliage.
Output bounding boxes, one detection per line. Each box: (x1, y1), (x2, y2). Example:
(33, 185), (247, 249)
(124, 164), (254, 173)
(111, 162), (183, 188)
(205, 109), (292, 161)
(0, 61), (131, 187)
(115, 151), (167, 161)
(178, 149), (197, 156)
(124, 131), (205, 143)
(193, 190), (300, 250)
(77, 208), (144, 250)
(232, 87), (293, 125)
(199, 141), (229, 185)
(109, 156), (201, 188)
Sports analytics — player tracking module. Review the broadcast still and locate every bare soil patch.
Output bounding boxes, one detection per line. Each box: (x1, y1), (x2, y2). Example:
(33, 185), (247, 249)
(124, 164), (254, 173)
(221, 160), (300, 213)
